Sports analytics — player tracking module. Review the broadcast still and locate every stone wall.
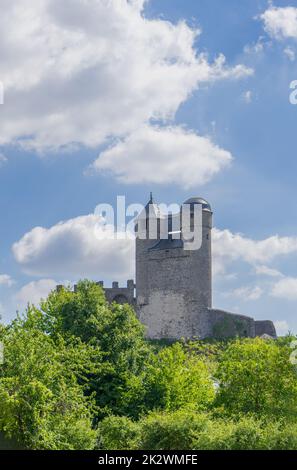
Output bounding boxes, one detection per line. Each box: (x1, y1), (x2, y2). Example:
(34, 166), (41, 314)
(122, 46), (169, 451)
(255, 320), (277, 338)
(137, 207), (213, 340)
(101, 280), (135, 306)
(210, 308), (256, 339)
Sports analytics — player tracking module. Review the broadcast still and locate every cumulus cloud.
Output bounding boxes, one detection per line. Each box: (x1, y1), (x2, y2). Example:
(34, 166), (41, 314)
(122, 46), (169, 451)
(0, 274), (14, 287)
(284, 46), (296, 61)
(213, 228), (297, 277)
(260, 6), (297, 40)
(0, 0), (252, 152)
(93, 125), (233, 188)
(271, 277), (297, 301)
(16, 279), (58, 308)
(13, 214), (297, 285)
(255, 265), (284, 278)
(12, 214), (134, 281)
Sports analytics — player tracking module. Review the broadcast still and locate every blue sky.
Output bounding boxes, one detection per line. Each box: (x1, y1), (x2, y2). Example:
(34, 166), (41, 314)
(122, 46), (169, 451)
(1, 0), (297, 335)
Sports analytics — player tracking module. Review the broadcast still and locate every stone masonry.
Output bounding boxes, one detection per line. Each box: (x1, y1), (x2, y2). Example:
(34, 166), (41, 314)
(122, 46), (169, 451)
(133, 195), (276, 340)
(58, 195), (276, 340)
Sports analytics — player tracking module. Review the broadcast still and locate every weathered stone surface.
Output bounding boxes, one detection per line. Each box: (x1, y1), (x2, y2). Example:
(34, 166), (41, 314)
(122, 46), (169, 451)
(255, 320), (277, 338)
(59, 196), (276, 340)
(103, 279), (135, 306)
(134, 196), (276, 340)
(210, 308), (255, 339)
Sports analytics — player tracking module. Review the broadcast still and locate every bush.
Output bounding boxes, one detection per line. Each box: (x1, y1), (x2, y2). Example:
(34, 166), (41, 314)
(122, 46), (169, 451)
(139, 410), (208, 450)
(195, 416), (269, 450)
(0, 321), (97, 449)
(100, 411), (297, 450)
(214, 338), (297, 418)
(123, 343), (215, 417)
(40, 280), (151, 417)
(138, 412), (269, 450)
(97, 416), (141, 450)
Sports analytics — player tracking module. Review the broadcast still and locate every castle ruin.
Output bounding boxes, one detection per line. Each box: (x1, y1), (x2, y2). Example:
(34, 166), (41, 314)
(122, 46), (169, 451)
(68, 195), (276, 340)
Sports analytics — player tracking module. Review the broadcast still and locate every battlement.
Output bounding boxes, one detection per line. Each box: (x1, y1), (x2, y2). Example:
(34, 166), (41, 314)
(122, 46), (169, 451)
(95, 280), (135, 290)
(56, 280), (136, 306)
(100, 279), (136, 305)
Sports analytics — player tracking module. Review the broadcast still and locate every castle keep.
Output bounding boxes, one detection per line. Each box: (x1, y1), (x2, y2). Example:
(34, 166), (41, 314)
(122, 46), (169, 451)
(67, 196), (276, 340)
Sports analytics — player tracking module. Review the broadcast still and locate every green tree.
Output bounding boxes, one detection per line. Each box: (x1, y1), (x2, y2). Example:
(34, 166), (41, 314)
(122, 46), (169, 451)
(215, 338), (297, 418)
(98, 411), (297, 450)
(97, 416), (141, 450)
(123, 342), (215, 417)
(40, 280), (151, 416)
(0, 313), (97, 449)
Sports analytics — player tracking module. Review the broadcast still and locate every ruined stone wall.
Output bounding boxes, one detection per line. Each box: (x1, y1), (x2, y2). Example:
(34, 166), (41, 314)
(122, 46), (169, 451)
(255, 320), (277, 338)
(210, 308), (256, 338)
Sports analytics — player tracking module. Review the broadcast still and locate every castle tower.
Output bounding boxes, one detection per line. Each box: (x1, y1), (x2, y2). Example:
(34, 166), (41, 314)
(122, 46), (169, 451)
(135, 194), (162, 308)
(182, 197), (212, 312)
(136, 196), (213, 339)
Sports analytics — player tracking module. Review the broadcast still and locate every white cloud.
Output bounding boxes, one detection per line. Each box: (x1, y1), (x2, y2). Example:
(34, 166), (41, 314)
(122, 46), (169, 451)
(271, 277), (297, 301)
(244, 37), (266, 54)
(93, 125), (233, 188)
(0, 274), (14, 287)
(12, 214), (134, 281)
(255, 265), (283, 278)
(213, 228), (297, 270)
(284, 46), (296, 61)
(12, 212), (297, 291)
(226, 285), (263, 302)
(260, 6), (297, 40)
(242, 90), (253, 104)
(0, 0), (252, 152)
(16, 279), (58, 308)
(274, 320), (289, 336)
(213, 228), (297, 278)
(13, 210), (297, 293)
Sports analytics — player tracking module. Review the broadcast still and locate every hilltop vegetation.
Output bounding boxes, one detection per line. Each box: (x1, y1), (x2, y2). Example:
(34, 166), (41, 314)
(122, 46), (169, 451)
(0, 281), (296, 450)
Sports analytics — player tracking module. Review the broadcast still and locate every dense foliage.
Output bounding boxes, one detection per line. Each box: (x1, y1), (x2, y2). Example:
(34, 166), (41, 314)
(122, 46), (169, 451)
(0, 280), (296, 450)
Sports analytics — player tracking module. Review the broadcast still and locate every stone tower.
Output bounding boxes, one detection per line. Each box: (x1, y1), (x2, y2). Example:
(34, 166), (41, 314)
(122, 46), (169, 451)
(135, 195), (276, 340)
(135, 193), (163, 308)
(136, 196), (214, 339)
(58, 194), (276, 340)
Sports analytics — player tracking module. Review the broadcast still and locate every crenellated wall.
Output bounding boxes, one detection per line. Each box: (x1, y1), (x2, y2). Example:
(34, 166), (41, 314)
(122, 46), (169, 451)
(101, 279), (136, 306)
(58, 280), (136, 307)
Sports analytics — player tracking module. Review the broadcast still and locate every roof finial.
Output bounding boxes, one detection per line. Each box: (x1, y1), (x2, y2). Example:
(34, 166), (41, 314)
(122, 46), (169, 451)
(149, 191), (153, 203)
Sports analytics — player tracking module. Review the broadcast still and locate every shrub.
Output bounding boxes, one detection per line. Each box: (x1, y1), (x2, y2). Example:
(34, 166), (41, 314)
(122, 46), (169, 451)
(214, 338), (297, 418)
(123, 343), (215, 417)
(97, 416), (141, 450)
(139, 410), (209, 450)
(0, 323), (97, 449)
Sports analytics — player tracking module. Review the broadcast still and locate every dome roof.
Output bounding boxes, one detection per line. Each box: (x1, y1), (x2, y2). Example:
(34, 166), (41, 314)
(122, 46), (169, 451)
(183, 197), (212, 212)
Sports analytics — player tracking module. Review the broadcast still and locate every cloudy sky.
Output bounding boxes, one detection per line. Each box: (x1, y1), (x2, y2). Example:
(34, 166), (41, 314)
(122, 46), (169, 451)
(0, 0), (297, 335)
